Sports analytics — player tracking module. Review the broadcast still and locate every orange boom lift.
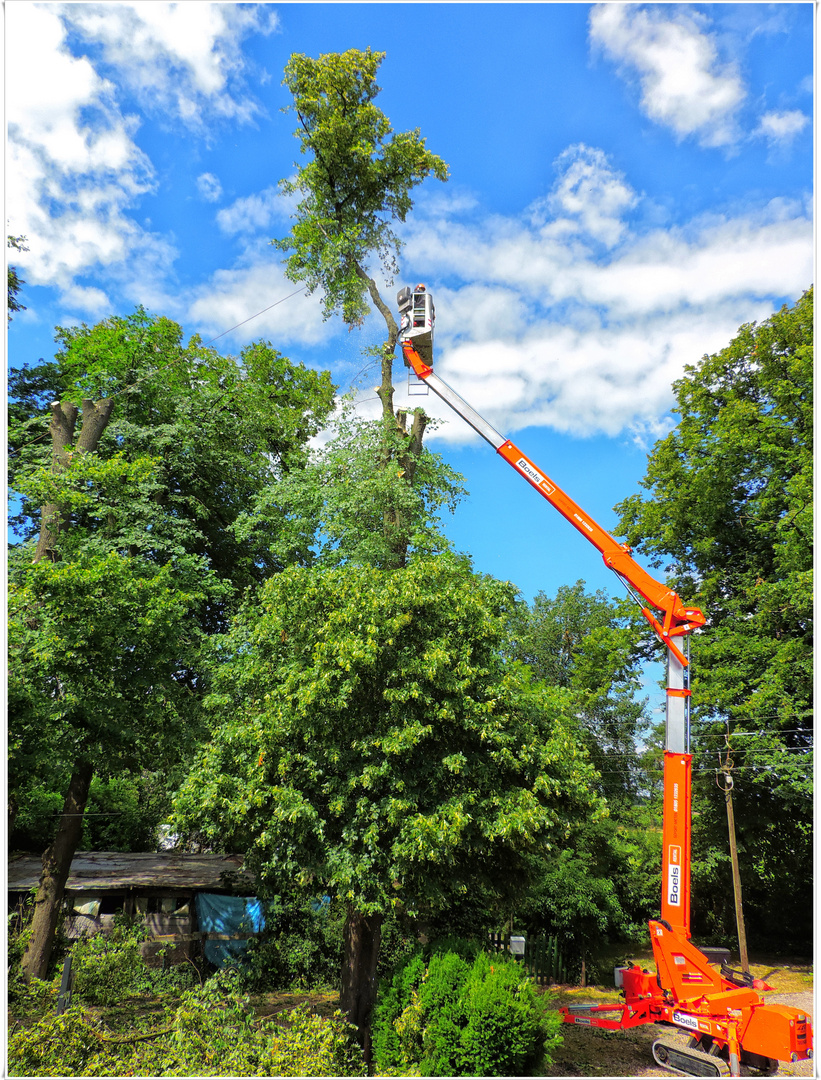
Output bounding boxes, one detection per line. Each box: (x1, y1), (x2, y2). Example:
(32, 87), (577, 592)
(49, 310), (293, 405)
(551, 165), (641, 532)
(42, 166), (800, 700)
(397, 284), (813, 1078)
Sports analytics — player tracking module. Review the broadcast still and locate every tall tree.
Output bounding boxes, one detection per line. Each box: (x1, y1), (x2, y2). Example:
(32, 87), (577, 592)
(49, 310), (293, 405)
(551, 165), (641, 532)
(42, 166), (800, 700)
(614, 288), (813, 949)
(8, 309), (336, 978)
(274, 48), (448, 563)
(175, 556), (602, 1054)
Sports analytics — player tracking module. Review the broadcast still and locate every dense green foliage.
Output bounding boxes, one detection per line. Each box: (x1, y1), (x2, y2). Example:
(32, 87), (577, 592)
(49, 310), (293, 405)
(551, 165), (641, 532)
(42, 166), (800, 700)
(8, 309), (336, 854)
(9, 993), (364, 1077)
(9, 550), (214, 822)
(175, 556), (602, 924)
(510, 581), (650, 806)
(234, 405), (466, 570)
(372, 944), (562, 1076)
(9, 309), (335, 597)
(237, 893), (346, 991)
(615, 288), (813, 950)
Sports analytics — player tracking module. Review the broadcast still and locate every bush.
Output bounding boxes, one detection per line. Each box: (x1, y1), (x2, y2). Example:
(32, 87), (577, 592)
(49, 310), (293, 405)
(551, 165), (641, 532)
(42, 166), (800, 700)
(373, 944), (563, 1076)
(236, 893), (344, 991)
(372, 949), (426, 1069)
(56, 917), (198, 1010)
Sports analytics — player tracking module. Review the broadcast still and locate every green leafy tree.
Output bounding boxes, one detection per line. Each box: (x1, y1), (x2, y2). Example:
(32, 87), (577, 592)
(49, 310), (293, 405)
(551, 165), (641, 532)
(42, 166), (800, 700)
(175, 556), (601, 1048)
(510, 581), (650, 805)
(615, 288), (813, 949)
(9, 309), (336, 606)
(8, 309), (336, 979)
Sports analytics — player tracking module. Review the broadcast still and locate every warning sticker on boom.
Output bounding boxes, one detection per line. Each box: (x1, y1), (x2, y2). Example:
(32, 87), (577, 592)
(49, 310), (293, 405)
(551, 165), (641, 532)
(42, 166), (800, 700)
(516, 458), (554, 493)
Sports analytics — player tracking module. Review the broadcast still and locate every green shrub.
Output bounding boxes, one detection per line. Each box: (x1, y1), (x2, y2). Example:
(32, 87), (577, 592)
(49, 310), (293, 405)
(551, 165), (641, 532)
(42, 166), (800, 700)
(457, 952), (545, 1076)
(372, 949), (426, 1069)
(237, 893), (344, 991)
(373, 945), (563, 1077)
(417, 950), (471, 1074)
(69, 918), (201, 1007)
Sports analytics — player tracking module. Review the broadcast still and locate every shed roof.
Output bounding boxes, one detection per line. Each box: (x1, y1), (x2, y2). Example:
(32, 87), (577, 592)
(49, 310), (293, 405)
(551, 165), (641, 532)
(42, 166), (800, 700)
(8, 852), (252, 893)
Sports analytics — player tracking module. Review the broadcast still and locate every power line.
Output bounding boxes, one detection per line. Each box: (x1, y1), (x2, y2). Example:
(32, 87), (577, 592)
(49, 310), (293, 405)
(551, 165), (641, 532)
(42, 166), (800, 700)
(202, 286), (308, 346)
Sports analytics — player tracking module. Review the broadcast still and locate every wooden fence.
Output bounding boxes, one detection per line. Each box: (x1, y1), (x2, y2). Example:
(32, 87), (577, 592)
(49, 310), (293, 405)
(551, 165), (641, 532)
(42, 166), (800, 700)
(487, 932), (567, 985)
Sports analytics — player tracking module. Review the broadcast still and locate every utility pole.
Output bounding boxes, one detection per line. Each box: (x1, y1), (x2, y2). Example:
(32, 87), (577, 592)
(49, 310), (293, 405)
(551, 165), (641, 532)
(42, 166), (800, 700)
(717, 733), (749, 974)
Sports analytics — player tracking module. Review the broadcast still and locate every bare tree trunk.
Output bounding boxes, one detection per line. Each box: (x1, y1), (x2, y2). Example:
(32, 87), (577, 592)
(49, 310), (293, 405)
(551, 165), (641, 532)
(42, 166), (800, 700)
(353, 262), (399, 423)
(339, 906), (383, 1063)
(34, 398), (114, 563)
(20, 759), (93, 982)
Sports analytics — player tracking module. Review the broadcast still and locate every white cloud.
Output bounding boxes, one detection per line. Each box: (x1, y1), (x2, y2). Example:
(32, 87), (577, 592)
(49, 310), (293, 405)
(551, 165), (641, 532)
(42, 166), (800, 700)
(5, 2), (275, 316)
(589, 5), (745, 148)
(217, 186), (290, 235)
(530, 144), (638, 248)
(60, 284), (112, 316)
(6, 3), (157, 297)
(398, 148), (812, 442)
(197, 172), (223, 202)
(58, 2), (278, 129)
(755, 109), (810, 145)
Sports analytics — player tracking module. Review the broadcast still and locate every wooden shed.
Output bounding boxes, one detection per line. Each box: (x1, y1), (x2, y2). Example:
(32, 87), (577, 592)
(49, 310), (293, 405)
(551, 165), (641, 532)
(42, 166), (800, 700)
(8, 851), (254, 965)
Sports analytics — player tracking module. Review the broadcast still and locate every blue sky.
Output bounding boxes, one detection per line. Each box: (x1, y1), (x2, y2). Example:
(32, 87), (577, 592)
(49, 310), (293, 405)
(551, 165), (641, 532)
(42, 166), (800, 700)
(7, 1), (813, 629)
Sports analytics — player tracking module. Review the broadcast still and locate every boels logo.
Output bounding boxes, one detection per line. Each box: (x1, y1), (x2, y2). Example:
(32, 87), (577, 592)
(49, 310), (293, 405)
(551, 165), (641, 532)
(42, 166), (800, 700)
(667, 845), (682, 906)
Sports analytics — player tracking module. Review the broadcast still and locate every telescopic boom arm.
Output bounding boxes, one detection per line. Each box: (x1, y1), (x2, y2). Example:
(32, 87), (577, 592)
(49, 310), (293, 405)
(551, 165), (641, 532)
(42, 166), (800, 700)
(400, 340), (706, 661)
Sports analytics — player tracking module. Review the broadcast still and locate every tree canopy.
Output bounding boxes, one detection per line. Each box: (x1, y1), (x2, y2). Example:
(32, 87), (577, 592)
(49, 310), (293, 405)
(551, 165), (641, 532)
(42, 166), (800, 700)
(509, 581), (650, 806)
(233, 404), (467, 572)
(9, 309), (336, 607)
(274, 47), (447, 433)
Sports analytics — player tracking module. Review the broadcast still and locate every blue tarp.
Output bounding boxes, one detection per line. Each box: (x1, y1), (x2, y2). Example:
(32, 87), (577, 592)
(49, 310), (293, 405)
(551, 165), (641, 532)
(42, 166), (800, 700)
(195, 892), (265, 969)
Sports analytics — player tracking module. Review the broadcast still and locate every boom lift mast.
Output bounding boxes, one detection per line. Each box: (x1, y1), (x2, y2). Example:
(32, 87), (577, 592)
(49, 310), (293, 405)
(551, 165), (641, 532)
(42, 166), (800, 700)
(397, 284), (813, 1078)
